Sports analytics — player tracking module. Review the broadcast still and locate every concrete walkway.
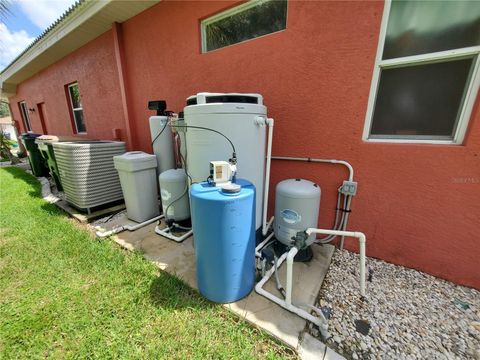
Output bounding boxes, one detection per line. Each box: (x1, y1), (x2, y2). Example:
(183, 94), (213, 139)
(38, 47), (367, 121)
(94, 214), (343, 358)
(2, 163), (345, 358)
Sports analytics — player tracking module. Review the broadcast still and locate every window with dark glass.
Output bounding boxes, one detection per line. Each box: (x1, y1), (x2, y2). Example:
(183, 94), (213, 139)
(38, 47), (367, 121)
(365, 0), (480, 143)
(67, 83), (86, 133)
(202, 0), (288, 53)
(18, 101), (32, 132)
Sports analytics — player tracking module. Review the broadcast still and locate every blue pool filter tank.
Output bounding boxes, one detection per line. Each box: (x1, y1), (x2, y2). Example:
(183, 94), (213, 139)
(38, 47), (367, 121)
(190, 179), (255, 303)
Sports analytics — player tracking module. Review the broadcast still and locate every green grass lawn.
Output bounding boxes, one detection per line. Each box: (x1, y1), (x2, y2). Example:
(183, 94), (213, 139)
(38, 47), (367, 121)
(0, 167), (294, 359)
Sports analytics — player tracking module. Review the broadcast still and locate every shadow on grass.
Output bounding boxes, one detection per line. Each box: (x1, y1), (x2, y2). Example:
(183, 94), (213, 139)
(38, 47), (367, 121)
(149, 271), (215, 311)
(1, 166), (43, 198)
(3, 167), (216, 311)
(1, 167), (75, 221)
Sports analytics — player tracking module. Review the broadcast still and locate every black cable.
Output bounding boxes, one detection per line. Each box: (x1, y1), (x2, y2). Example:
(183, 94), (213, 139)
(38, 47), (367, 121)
(152, 121), (236, 184)
(151, 119), (169, 146)
(322, 342), (328, 360)
(173, 125), (236, 155)
(164, 184), (188, 221)
(321, 336), (333, 360)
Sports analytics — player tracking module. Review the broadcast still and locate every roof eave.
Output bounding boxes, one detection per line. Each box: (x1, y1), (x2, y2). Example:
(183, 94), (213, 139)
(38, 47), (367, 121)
(0, 0), (159, 98)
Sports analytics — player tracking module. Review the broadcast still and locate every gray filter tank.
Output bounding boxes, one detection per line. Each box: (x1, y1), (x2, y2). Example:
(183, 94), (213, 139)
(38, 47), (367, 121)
(274, 179), (321, 247)
(159, 169), (190, 221)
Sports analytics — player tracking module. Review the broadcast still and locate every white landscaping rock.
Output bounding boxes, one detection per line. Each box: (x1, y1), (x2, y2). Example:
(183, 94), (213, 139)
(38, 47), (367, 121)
(299, 333), (346, 360)
(310, 249), (480, 360)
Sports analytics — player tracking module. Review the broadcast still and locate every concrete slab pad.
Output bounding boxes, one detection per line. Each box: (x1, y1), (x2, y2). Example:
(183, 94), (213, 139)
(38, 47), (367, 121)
(299, 334), (346, 360)
(109, 220), (335, 350)
(55, 199), (125, 223)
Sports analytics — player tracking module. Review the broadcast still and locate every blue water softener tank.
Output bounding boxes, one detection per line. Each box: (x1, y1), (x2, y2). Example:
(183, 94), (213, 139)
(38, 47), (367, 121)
(190, 179), (255, 303)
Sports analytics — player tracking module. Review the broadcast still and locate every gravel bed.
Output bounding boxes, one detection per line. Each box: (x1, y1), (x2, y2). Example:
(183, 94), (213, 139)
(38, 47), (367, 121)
(47, 177), (65, 200)
(310, 249), (480, 359)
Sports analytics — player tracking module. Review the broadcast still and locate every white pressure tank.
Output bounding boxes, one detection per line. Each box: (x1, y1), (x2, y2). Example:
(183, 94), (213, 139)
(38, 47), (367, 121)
(274, 179), (321, 247)
(159, 169), (190, 221)
(149, 115), (174, 174)
(183, 93), (267, 231)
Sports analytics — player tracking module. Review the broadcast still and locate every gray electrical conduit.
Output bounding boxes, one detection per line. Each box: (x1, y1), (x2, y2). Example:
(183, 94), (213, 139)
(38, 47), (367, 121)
(271, 156), (354, 249)
(317, 189), (344, 243)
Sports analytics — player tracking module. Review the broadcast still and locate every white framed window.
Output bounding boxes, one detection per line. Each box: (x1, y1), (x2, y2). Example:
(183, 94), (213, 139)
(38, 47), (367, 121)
(18, 101), (32, 132)
(363, 0), (480, 144)
(201, 0), (288, 53)
(67, 82), (86, 133)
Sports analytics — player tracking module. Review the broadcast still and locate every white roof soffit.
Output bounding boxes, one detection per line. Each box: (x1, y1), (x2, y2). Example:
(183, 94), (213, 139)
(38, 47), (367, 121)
(0, 0), (159, 97)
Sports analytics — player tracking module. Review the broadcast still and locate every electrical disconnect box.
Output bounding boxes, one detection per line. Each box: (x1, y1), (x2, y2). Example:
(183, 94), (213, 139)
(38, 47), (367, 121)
(340, 180), (358, 196)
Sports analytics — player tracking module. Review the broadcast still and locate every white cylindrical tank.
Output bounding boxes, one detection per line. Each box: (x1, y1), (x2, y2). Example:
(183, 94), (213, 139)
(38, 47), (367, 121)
(159, 169), (190, 221)
(274, 179), (321, 247)
(149, 115), (175, 174)
(183, 93), (267, 231)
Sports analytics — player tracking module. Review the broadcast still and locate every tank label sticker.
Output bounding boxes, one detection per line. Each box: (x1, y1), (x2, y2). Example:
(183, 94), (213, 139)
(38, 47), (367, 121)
(161, 189), (171, 201)
(281, 209), (301, 224)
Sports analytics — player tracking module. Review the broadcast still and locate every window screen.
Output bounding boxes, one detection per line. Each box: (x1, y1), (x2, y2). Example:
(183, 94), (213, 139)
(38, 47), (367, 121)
(19, 101), (32, 132)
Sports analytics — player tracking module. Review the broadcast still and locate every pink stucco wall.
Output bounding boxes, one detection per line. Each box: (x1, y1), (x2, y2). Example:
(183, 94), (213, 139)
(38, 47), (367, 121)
(10, 30), (125, 140)
(9, 1), (480, 288)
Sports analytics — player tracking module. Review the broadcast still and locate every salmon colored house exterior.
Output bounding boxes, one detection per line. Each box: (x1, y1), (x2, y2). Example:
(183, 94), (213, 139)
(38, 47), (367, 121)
(1, 1), (479, 288)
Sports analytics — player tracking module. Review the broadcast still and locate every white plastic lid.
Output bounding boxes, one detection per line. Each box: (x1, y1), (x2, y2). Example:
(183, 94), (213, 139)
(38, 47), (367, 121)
(114, 151), (157, 172)
(221, 183), (241, 194)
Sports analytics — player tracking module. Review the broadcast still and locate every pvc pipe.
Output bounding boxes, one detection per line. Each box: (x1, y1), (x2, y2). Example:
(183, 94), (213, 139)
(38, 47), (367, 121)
(255, 232), (275, 257)
(265, 216), (274, 233)
(255, 228), (365, 333)
(317, 191), (344, 243)
(262, 118), (274, 236)
(270, 156), (355, 246)
(255, 252), (329, 337)
(95, 215), (164, 238)
(285, 246), (299, 306)
(306, 228), (366, 297)
(271, 156), (354, 181)
(171, 222), (192, 231)
(154, 225), (192, 242)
